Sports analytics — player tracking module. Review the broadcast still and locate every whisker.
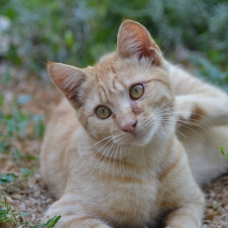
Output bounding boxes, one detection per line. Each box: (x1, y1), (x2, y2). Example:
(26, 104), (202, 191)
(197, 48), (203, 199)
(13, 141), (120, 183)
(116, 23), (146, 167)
(82, 138), (113, 173)
(177, 119), (212, 137)
(154, 100), (176, 112)
(90, 141), (114, 176)
(111, 144), (118, 190)
(155, 104), (214, 127)
(99, 142), (115, 181)
(176, 124), (204, 141)
(120, 146), (127, 177)
(175, 129), (188, 139)
(159, 116), (212, 137)
(105, 143), (116, 181)
(82, 135), (113, 156)
(159, 117), (205, 140)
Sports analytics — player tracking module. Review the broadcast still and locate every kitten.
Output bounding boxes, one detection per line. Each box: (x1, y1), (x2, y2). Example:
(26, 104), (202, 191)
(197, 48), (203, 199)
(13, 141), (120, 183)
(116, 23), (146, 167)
(40, 20), (228, 228)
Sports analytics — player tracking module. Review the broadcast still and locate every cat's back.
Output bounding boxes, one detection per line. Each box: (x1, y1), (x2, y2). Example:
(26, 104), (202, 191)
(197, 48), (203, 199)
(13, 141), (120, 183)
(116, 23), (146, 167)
(40, 98), (79, 198)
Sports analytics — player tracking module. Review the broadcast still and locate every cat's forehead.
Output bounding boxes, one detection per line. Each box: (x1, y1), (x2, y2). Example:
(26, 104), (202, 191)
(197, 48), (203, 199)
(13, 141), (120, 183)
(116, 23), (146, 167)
(87, 58), (153, 90)
(84, 57), (168, 105)
(86, 66), (127, 104)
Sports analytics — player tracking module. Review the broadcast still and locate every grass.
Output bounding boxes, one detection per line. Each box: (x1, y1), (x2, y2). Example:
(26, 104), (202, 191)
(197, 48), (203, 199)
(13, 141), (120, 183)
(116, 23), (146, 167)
(0, 198), (61, 227)
(220, 146), (228, 160)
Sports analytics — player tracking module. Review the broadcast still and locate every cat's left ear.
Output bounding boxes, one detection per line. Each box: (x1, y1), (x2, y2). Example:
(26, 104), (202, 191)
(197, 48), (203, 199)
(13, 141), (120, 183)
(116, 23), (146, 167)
(47, 62), (87, 109)
(117, 20), (161, 65)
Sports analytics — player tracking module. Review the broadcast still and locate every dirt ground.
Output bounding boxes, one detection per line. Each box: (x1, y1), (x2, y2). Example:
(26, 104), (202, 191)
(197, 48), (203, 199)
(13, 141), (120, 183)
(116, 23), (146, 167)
(0, 63), (228, 227)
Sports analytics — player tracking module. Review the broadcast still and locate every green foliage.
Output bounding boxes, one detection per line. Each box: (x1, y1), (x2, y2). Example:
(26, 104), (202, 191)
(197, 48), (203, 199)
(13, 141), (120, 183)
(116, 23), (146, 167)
(189, 55), (228, 91)
(0, 198), (61, 227)
(32, 216), (61, 228)
(220, 146), (228, 160)
(0, 93), (45, 143)
(13, 148), (38, 161)
(0, 198), (17, 227)
(20, 167), (36, 178)
(0, 0), (228, 78)
(0, 174), (18, 185)
(32, 115), (46, 138)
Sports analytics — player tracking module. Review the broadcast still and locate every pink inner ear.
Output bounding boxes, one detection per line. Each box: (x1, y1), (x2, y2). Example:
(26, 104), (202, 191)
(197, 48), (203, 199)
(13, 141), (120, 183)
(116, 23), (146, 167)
(48, 63), (87, 109)
(117, 21), (161, 65)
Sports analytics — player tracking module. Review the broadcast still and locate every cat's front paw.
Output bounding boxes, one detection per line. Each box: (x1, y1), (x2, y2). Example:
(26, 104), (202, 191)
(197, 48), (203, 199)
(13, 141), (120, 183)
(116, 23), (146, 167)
(175, 96), (205, 126)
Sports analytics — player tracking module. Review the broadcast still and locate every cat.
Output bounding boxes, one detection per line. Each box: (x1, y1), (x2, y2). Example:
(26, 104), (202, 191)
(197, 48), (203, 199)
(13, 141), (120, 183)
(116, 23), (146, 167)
(40, 20), (228, 228)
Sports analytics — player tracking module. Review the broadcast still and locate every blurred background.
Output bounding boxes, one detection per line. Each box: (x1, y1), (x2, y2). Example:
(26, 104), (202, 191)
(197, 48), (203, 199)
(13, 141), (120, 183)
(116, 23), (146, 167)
(0, 0), (228, 88)
(0, 1), (228, 226)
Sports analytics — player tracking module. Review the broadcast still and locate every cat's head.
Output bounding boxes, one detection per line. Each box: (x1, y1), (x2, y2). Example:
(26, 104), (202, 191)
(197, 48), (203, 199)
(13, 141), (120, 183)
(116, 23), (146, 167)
(48, 20), (175, 147)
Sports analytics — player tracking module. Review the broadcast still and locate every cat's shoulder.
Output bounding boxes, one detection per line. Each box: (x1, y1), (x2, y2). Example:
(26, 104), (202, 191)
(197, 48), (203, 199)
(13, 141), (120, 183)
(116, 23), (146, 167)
(47, 98), (79, 133)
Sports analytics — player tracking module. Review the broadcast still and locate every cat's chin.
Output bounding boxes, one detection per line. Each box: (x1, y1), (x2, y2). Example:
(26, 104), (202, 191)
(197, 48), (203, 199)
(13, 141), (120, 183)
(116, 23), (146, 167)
(132, 131), (156, 146)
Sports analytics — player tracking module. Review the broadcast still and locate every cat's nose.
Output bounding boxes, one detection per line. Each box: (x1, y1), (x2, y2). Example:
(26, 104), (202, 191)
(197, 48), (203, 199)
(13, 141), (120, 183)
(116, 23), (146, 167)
(122, 120), (137, 134)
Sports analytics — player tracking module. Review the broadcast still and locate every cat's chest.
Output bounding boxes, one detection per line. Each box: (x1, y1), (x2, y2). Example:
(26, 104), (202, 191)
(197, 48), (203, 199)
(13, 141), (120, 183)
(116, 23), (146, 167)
(80, 172), (162, 227)
(108, 177), (161, 215)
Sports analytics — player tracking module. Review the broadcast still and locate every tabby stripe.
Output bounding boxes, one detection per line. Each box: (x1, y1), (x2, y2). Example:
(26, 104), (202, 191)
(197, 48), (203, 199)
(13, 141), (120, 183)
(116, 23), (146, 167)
(158, 145), (184, 182)
(145, 78), (172, 91)
(63, 216), (96, 227)
(92, 151), (134, 167)
(101, 173), (145, 184)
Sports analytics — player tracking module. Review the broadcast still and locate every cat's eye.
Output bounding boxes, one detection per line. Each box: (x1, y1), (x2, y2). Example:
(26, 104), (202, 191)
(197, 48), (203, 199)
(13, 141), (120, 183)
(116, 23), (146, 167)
(95, 106), (111, 119)
(130, 84), (144, 99)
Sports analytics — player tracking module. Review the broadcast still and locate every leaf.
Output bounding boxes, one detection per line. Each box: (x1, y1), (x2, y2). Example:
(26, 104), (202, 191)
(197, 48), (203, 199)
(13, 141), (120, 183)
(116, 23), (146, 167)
(13, 148), (38, 161)
(0, 173), (18, 185)
(213, 202), (222, 210)
(0, 197), (18, 225)
(20, 167), (35, 178)
(0, 95), (4, 107)
(32, 215), (61, 228)
(1, 68), (11, 85)
(0, 141), (10, 154)
(16, 94), (32, 106)
(64, 30), (74, 48)
(33, 116), (46, 138)
(220, 146), (228, 160)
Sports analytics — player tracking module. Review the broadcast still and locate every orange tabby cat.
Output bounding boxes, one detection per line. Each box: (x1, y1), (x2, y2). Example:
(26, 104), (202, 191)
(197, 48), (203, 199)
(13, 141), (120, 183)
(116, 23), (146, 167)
(40, 20), (228, 228)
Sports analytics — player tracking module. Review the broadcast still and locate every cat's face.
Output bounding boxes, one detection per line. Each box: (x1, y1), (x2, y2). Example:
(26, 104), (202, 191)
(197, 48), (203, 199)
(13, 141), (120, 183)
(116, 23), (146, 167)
(48, 20), (175, 147)
(77, 57), (174, 146)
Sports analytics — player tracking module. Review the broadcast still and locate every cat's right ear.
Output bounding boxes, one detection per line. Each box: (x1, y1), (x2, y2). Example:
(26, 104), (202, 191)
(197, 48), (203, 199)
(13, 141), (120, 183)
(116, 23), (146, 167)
(47, 62), (87, 109)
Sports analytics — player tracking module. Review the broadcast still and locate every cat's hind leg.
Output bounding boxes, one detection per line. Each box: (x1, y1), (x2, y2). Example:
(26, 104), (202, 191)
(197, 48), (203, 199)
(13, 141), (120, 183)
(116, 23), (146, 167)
(179, 125), (228, 185)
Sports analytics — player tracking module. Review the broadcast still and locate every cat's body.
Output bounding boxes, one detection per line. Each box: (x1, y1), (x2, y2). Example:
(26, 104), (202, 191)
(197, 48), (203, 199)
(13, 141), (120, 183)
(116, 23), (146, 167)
(41, 20), (228, 228)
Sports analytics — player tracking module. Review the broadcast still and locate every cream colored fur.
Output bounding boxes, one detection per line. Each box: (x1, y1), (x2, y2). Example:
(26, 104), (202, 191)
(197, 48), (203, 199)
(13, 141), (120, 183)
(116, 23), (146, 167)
(169, 64), (228, 184)
(40, 20), (228, 228)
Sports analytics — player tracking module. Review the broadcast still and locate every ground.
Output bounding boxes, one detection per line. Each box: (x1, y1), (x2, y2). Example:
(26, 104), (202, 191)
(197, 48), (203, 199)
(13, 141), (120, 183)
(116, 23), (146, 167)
(0, 63), (228, 227)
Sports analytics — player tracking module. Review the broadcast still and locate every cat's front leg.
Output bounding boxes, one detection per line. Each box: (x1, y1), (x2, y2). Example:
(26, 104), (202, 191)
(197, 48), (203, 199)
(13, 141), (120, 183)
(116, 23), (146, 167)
(44, 198), (112, 228)
(161, 142), (205, 228)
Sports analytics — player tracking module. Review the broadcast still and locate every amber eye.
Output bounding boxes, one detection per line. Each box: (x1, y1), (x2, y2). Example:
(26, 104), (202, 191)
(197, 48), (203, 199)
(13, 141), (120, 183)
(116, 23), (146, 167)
(95, 106), (111, 119)
(130, 84), (144, 99)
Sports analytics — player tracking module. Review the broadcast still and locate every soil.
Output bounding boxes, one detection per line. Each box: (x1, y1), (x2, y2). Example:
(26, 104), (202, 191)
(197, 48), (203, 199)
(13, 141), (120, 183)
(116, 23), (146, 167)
(0, 63), (228, 227)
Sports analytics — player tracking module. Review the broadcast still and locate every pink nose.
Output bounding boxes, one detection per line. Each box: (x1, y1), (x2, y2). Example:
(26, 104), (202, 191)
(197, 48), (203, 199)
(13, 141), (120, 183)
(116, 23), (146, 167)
(121, 120), (137, 134)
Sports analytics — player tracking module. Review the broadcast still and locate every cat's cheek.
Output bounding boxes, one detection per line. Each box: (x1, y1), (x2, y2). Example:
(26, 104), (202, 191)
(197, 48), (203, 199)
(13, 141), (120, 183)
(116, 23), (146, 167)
(86, 118), (114, 140)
